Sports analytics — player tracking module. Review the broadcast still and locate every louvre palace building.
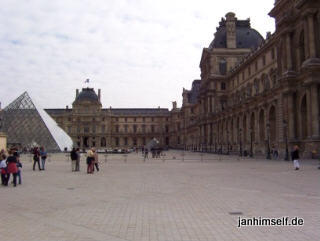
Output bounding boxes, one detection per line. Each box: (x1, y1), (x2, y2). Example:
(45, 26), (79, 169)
(45, 0), (320, 158)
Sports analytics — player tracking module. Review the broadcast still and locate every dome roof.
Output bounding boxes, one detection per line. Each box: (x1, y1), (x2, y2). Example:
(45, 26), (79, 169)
(209, 18), (264, 49)
(74, 88), (99, 103)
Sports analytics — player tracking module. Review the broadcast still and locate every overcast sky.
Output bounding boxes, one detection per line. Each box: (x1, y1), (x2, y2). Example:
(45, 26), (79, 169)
(0, 0), (275, 109)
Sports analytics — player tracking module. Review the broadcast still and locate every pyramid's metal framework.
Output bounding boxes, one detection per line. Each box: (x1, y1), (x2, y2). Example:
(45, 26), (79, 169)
(0, 92), (73, 151)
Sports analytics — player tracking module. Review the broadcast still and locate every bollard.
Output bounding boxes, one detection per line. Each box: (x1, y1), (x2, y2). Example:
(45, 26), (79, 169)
(200, 153), (203, 162)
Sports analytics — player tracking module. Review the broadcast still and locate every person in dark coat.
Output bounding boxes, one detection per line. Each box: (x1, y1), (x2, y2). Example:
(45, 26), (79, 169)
(75, 148), (80, 171)
(70, 148), (77, 172)
(6, 150), (18, 187)
(33, 147), (41, 171)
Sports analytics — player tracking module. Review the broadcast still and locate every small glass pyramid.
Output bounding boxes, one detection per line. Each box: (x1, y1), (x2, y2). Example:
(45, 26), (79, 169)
(0, 92), (73, 152)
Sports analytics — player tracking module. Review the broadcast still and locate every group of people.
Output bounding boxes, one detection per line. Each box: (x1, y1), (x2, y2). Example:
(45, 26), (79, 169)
(86, 148), (99, 174)
(70, 147), (100, 174)
(32, 146), (47, 171)
(70, 148), (81, 172)
(0, 149), (22, 187)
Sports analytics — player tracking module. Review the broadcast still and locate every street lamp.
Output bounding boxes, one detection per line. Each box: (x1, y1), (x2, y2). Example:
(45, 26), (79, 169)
(239, 128), (243, 156)
(266, 123), (271, 159)
(283, 120), (289, 161)
(249, 128), (253, 157)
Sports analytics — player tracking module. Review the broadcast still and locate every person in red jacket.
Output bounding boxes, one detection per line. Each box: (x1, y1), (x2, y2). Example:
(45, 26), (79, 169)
(6, 150), (18, 187)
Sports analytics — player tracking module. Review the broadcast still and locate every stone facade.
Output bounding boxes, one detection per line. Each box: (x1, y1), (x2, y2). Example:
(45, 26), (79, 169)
(46, 88), (170, 149)
(170, 0), (320, 158)
(46, 0), (320, 157)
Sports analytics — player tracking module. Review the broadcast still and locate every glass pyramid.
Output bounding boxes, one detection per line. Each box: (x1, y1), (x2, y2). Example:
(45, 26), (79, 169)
(0, 92), (73, 152)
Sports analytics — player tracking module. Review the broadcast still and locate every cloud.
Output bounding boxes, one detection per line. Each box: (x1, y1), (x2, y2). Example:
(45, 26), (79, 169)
(0, 0), (275, 109)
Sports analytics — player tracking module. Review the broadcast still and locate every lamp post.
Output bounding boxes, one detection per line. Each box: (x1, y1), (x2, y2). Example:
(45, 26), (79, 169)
(239, 128), (243, 156)
(266, 123), (271, 159)
(249, 128), (253, 157)
(283, 120), (289, 161)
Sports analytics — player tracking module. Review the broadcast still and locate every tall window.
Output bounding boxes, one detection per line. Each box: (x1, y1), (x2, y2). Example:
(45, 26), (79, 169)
(133, 125), (137, 133)
(219, 58), (227, 75)
(124, 137), (128, 145)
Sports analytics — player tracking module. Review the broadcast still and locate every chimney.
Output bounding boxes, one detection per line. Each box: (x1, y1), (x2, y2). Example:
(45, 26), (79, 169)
(225, 12), (236, 49)
(76, 89), (79, 98)
(98, 89), (101, 101)
(172, 101), (177, 109)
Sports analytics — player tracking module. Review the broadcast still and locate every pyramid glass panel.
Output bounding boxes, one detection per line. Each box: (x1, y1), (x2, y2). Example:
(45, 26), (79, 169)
(0, 92), (73, 151)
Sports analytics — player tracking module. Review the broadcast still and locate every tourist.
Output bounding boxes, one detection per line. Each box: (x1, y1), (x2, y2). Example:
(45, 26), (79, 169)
(86, 148), (94, 174)
(32, 147), (41, 171)
(0, 154), (8, 186)
(92, 148), (99, 172)
(70, 148), (77, 172)
(291, 145), (300, 170)
(40, 147), (47, 170)
(144, 148), (148, 159)
(75, 148), (81, 171)
(16, 152), (22, 185)
(6, 150), (18, 187)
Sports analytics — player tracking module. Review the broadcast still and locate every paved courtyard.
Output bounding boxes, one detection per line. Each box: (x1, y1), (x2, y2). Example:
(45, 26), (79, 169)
(0, 150), (319, 241)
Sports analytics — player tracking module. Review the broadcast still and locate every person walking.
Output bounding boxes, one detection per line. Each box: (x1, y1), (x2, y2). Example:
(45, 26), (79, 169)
(16, 152), (22, 185)
(40, 147), (47, 170)
(0, 154), (8, 186)
(86, 148), (94, 174)
(75, 148), (81, 171)
(93, 148), (99, 172)
(291, 145), (300, 170)
(70, 148), (77, 172)
(6, 150), (18, 187)
(33, 147), (41, 171)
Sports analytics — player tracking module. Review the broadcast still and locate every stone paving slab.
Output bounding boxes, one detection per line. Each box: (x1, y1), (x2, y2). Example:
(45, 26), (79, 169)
(0, 151), (319, 241)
